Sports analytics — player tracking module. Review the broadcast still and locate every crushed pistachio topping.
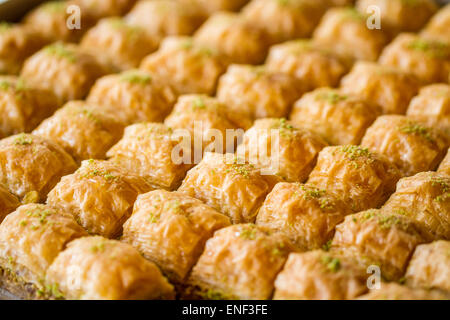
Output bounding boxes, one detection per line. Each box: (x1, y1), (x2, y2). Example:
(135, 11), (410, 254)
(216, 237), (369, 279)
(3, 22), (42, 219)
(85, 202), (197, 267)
(0, 22), (12, 33)
(399, 122), (434, 142)
(296, 185), (334, 210)
(45, 283), (64, 299)
(120, 70), (152, 85)
(338, 146), (373, 168)
(322, 240), (332, 251)
(148, 213), (159, 223)
(90, 241), (106, 253)
(226, 157), (254, 178)
(0, 80), (12, 91)
(203, 288), (228, 300)
(407, 39), (449, 59)
(13, 133), (33, 146)
(192, 97), (206, 109)
(44, 43), (76, 63)
(250, 66), (266, 77)
(321, 255), (341, 272)
(165, 199), (183, 215)
(316, 91), (348, 104)
(109, 18), (142, 40)
(430, 175), (450, 202)
(239, 225), (257, 240)
(342, 7), (365, 21)
(82, 162), (119, 182)
(277, 0), (290, 6)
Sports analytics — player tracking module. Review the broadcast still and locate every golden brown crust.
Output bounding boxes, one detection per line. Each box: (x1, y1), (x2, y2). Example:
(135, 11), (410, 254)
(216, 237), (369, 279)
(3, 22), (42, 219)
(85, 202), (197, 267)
(23, 1), (95, 43)
(407, 84), (450, 138)
(421, 4), (450, 43)
(256, 182), (351, 250)
(357, 282), (449, 300)
(405, 240), (450, 292)
(273, 250), (368, 300)
(125, 0), (205, 44)
(87, 70), (176, 125)
(81, 18), (157, 71)
(140, 36), (228, 95)
(340, 61), (421, 115)
(356, 0), (438, 34)
(361, 115), (449, 176)
(21, 43), (109, 103)
(290, 88), (381, 145)
(179, 0), (249, 15)
(0, 133), (77, 201)
(164, 94), (246, 153)
(438, 148), (450, 175)
(185, 224), (295, 300)
(217, 65), (304, 122)
(265, 40), (349, 90)
(47, 159), (153, 238)
(0, 23), (48, 75)
(313, 7), (388, 61)
(332, 209), (432, 281)
(46, 236), (175, 300)
(107, 123), (193, 190)
(382, 172), (450, 240)
(69, 0), (137, 20)
(379, 33), (450, 84)
(241, 0), (326, 44)
(178, 152), (282, 224)
(0, 76), (59, 138)
(122, 190), (230, 283)
(307, 145), (402, 212)
(193, 12), (270, 64)
(0, 204), (87, 291)
(0, 184), (19, 223)
(33, 101), (125, 163)
(236, 118), (327, 182)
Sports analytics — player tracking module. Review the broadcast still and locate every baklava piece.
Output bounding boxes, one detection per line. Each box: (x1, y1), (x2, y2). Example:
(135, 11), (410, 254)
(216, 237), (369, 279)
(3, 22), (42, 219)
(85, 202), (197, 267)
(23, 1), (95, 43)
(0, 23), (47, 75)
(193, 12), (270, 64)
(241, 0), (326, 44)
(361, 115), (448, 176)
(70, 0), (137, 20)
(164, 94), (246, 153)
(421, 4), (450, 43)
(122, 190), (230, 284)
(0, 134), (77, 202)
(379, 33), (450, 84)
(32, 101), (125, 163)
(340, 62), (420, 115)
(313, 7), (388, 61)
(178, 152), (281, 223)
(0, 204), (87, 299)
(0, 76), (59, 138)
(407, 84), (450, 138)
(290, 88), (381, 145)
(358, 282), (449, 300)
(106, 123), (193, 190)
(140, 36), (228, 95)
(265, 39), (350, 90)
(81, 18), (157, 71)
(87, 70), (176, 125)
(185, 224), (294, 300)
(125, 0), (205, 45)
(0, 185), (19, 223)
(438, 148), (450, 175)
(405, 240), (450, 292)
(273, 250), (368, 300)
(46, 236), (175, 300)
(382, 172), (450, 240)
(21, 43), (109, 103)
(332, 209), (432, 281)
(306, 145), (401, 212)
(256, 182), (350, 250)
(47, 159), (153, 238)
(217, 65), (304, 122)
(356, 0), (437, 34)
(236, 118), (327, 182)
